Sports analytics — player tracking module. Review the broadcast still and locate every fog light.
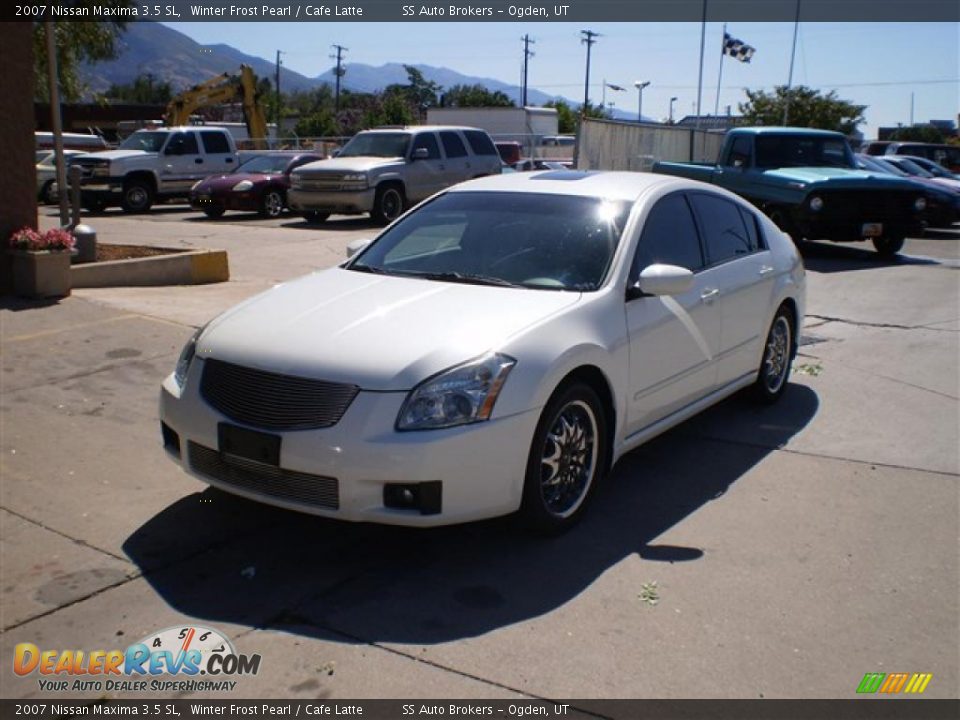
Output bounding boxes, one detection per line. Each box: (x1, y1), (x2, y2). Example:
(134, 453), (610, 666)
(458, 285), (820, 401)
(383, 482), (442, 515)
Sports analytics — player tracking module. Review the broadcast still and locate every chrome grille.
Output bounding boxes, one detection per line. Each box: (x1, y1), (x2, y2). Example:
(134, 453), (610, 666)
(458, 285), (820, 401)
(298, 174), (356, 191)
(188, 442), (339, 509)
(819, 190), (920, 223)
(200, 358), (359, 430)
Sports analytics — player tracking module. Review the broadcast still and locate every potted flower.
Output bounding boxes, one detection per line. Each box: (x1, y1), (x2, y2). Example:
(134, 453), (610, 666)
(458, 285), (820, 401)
(8, 226), (76, 298)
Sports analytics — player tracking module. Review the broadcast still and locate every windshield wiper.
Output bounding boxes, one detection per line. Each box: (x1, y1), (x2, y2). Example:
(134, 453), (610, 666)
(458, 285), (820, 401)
(414, 271), (523, 288)
(349, 264), (389, 275)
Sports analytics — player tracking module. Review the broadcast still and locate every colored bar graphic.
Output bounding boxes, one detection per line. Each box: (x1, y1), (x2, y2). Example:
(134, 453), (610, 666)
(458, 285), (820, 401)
(903, 673), (933, 694)
(879, 672), (909, 693)
(857, 673), (886, 693)
(857, 671), (932, 694)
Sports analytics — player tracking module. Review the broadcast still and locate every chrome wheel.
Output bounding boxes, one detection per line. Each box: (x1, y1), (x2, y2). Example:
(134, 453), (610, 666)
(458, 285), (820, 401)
(373, 185), (404, 225)
(262, 190), (284, 218)
(539, 400), (598, 519)
(762, 315), (791, 395)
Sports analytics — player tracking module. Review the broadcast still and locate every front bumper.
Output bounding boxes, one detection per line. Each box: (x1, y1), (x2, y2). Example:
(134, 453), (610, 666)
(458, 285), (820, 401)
(287, 188), (376, 214)
(190, 190), (262, 212)
(159, 365), (540, 527)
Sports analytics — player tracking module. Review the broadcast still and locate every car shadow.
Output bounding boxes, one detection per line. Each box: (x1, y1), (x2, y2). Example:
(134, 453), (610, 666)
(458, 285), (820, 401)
(123, 384), (818, 645)
(798, 239), (941, 273)
(282, 216), (382, 231)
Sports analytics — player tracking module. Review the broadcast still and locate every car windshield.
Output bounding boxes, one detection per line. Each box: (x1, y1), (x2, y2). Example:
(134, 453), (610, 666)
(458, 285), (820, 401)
(237, 155), (294, 174)
(910, 158), (952, 178)
(119, 131), (170, 152)
(755, 135), (855, 169)
(887, 158), (934, 178)
(857, 155), (909, 177)
(349, 191), (631, 292)
(338, 132), (410, 158)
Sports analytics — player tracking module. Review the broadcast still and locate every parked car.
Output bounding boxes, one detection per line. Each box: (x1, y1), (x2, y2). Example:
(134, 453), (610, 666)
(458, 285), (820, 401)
(36, 149), (86, 204)
(495, 141), (523, 165)
(189, 152), (322, 218)
(880, 155), (960, 193)
(895, 155), (960, 182)
(855, 154), (960, 229)
(864, 141), (960, 173)
(287, 126), (502, 225)
(160, 171), (805, 532)
(654, 127), (928, 257)
(514, 159), (574, 172)
(68, 127), (239, 213)
(35, 131), (109, 153)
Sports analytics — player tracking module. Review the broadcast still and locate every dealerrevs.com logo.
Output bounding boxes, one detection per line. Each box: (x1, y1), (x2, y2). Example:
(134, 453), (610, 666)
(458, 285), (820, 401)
(13, 625), (261, 693)
(856, 672), (933, 695)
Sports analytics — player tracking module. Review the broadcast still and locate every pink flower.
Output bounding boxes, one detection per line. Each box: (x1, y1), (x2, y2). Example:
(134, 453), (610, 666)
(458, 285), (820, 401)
(7, 226), (75, 252)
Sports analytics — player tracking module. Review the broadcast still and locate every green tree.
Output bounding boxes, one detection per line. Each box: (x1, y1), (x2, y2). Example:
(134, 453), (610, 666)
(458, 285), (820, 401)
(739, 85), (866, 134)
(385, 65), (442, 116)
(442, 84), (514, 108)
(888, 125), (946, 143)
(105, 73), (172, 104)
(33, 2), (135, 102)
(543, 100), (608, 134)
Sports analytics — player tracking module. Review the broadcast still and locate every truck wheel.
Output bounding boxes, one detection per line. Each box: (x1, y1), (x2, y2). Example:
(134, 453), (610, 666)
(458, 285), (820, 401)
(121, 180), (153, 213)
(872, 235), (904, 259)
(372, 184), (405, 225)
(301, 211), (330, 224)
(260, 189), (285, 218)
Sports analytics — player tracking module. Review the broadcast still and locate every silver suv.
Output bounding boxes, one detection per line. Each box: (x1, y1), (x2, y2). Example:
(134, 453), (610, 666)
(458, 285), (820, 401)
(287, 126), (502, 225)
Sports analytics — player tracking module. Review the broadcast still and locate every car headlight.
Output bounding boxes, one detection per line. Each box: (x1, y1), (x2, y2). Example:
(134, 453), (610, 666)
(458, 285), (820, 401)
(914, 197), (927, 212)
(808, 195), (824, 212)
(232, 180), (254, 192)
(92, 165), (109, 177)
(396, 353), (516, 431)
(173, 326), (204, 389)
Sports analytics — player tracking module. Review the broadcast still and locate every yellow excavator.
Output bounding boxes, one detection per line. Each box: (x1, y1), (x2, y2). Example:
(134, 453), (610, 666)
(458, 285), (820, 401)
(164, 64), (269, 149)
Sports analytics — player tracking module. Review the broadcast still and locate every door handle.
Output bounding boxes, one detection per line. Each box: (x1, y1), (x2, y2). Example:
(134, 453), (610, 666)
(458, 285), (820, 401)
(195, 158), (204, 164)
(758, 265), (774, 276)
(700, 288), (719, 303)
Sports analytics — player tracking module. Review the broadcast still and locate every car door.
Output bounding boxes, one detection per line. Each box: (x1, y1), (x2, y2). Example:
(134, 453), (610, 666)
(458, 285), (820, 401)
(404, 131), (447, 203)
(624, 192), (721, 437)
(161, 130), (204, 193)
(199, 130), (236, 175)
(687, 192), (777, 387)
(438, 130), (472, 184)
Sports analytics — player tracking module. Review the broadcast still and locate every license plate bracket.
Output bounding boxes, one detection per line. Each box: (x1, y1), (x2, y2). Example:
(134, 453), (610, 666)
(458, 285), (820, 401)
(861, 222), (883, 238)
(218, 423), (281, 466)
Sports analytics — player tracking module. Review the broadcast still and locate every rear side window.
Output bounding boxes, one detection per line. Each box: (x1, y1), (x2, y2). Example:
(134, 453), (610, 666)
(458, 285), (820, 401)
(201, 131), (231, 154)
(463, 130), (497, 156)
(689, 193), (757, 264)
(167, 132), (199, 155)
(440, 131), (468, 158)
(737, 206), (765, 252)
(631, 193), (705, 278)
(412, 132), (441, 160)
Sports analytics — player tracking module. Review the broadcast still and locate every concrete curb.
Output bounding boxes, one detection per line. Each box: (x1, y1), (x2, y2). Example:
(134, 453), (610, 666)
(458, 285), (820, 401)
(71, 249), (229, 288)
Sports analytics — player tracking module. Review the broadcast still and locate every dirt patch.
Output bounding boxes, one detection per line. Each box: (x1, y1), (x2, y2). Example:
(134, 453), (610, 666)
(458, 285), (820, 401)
(96, 244), (187, 262)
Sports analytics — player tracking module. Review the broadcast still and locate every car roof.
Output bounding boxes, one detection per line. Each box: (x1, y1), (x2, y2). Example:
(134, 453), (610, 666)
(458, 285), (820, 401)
(449, 170), (698, 202)
(362, 126), (486, 134)
(732, 126), (846, 138)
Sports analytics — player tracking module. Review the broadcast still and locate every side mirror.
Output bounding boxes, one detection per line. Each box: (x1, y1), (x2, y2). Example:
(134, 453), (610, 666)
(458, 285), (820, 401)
(346, 238), (373, 258)
(632, 263), (694, 298)
(411, 147), (430, 161)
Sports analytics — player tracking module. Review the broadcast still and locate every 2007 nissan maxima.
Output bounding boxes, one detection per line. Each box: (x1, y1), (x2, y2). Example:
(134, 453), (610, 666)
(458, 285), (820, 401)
(160, 171), (805, 532)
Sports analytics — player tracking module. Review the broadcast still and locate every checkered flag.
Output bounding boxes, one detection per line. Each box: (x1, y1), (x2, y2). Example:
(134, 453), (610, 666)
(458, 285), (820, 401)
(723, 32), (756, 63)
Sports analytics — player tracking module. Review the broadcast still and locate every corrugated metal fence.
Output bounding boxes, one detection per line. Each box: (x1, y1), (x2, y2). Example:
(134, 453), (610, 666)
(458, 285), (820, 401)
(577, 118), (726, 171)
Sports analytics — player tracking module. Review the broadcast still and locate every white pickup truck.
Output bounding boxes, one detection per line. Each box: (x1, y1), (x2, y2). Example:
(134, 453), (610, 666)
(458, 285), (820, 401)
(69, 127), (239, 213)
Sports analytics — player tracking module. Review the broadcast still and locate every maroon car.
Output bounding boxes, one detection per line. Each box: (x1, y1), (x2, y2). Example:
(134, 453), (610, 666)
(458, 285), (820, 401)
(190, 152), (322, 218)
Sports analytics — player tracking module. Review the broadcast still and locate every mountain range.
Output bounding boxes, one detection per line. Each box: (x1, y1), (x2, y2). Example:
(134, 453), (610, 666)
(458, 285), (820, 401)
(80, 21), (577, 109)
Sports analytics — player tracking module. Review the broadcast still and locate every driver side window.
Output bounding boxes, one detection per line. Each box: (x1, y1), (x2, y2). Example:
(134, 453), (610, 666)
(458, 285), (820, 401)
(630, 193), (705, 284)
(165, 132), (198, 155)
(411, 132), (441, 160)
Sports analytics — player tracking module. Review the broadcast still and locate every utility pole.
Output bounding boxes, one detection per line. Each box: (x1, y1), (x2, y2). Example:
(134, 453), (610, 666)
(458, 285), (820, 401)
(521, 34), (535, 107)
(783, 0), (801, 126)
(331, 44), (347, 117)
(274, 50), (284, 132)
(580, 29), (600, 114)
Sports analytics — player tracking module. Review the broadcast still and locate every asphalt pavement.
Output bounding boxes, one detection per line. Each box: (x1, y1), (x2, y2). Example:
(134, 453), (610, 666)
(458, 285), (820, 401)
(0, 204), (957, 702)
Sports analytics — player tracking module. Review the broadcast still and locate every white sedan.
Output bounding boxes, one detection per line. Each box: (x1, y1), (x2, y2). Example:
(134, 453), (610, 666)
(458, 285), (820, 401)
(160, 171), (805, 532)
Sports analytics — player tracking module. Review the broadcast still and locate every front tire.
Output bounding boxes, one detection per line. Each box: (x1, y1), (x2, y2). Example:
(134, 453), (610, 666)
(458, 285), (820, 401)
(872, 235), (904, 259)
(202, 205), (225, 219)
(301, 211), (330, 223)
(753, 306), (795, 404)
(40, 180), (57, 205)
(371, 183), (405, 225)
(260, 189), (285, 218)
(121, 180), (153, 214)
(520, 383), (608, 533)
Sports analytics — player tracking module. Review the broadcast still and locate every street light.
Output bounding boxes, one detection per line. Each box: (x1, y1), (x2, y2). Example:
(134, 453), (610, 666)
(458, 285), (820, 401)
(669, 96), (678, 124)
(634, 80), (650, 123)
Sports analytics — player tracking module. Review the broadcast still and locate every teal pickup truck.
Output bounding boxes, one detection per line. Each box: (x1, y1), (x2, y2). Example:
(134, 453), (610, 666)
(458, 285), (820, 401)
(653, 127), (928, 257)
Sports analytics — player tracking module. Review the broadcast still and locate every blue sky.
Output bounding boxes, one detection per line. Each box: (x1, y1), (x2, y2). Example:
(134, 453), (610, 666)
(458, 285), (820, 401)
(165, 21), (959, 138)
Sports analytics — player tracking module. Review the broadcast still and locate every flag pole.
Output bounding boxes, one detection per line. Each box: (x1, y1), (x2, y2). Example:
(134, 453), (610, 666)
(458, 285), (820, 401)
(783, 0), (801, 126)
(714, 23), (726, 118)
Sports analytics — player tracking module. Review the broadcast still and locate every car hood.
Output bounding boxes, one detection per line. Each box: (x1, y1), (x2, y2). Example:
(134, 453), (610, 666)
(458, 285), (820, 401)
(761, 166), (919, 190)
(76, 149), (154, 163)
(195, 172), (275, 191)
(296, 156), (403, 174)
(199, 267), (581, 391)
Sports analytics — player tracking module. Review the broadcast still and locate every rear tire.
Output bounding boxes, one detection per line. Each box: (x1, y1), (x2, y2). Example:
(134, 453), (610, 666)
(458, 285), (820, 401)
(121, 180), (153, 214)
(872, 235), (904, 258)
(520, 383), (608, 534)
(260, 189), (285, 218)
(753, 306), (795, 404)
(371, 183), (405, 225)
